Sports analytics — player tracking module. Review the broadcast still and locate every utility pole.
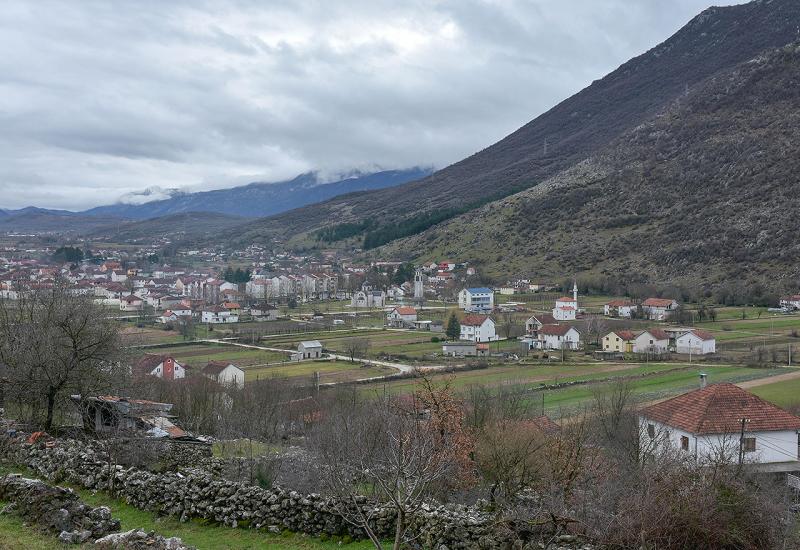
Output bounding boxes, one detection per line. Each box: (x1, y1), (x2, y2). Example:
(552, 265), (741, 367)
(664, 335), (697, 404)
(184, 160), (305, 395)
(738, 417), (751, 468)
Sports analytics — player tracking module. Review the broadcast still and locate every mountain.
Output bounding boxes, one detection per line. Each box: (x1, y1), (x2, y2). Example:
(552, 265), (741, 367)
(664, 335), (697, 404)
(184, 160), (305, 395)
(378, 42), (800, 291)
(82, 168), (431, 220)
(87, 212), (248, 243)
(0, 210), (127, 234)
(223, 0), (800, 250)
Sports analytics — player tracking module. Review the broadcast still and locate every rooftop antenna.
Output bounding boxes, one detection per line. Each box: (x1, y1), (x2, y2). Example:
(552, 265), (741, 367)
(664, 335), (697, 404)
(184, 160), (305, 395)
(699, 372), (707, 388)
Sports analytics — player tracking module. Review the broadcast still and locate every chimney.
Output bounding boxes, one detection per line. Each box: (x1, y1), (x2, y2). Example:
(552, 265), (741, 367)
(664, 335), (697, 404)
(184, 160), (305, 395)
(699, 373), (707, 388)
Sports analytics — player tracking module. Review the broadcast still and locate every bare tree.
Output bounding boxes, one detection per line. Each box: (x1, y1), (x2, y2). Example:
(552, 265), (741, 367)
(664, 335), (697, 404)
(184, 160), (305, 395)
(343, 338), (370, 362)
(584, 315), (608, 347)
(0, 286), (127, 430)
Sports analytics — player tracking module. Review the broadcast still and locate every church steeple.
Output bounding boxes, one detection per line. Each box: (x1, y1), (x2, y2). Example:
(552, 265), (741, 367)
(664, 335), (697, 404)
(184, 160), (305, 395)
(573, 281), (578, 303)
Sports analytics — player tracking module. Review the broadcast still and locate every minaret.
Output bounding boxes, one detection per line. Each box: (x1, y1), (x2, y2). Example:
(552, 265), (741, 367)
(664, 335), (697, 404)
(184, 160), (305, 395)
(573, 281), (578, 304)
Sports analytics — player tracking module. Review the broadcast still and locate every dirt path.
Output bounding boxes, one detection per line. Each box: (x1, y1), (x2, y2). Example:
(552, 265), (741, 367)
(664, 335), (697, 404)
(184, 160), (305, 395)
(736, 368), (800, 389)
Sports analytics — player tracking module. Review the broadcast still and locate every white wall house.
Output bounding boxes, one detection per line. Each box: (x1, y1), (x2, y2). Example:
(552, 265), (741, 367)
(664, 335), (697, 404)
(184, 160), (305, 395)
(780, 295), (800, 310)
(386, 306), (418, 327)
(675, 329), (716, 355)
(633, 329), (670, 354)
(640, 383), (800, 465)
(201, 306), (239, 324)
(459, 315), (498, 342)
(458, 288), (494, 313)
(120, 294), (144, 312)
(202, 361), (245, 389)
(135, 355), (187, 381)
(351, 287), (386, 308)
(537, 325), (581, 350)
(297, 340), (323, 360)
(604, 300), (635, 318)
(642, 298), (679, 321)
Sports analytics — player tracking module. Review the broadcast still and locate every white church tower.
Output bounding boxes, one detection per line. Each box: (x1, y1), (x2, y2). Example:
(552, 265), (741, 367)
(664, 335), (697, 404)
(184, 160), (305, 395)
(413, 268), (425, 303)
(573, 280), (578, 303)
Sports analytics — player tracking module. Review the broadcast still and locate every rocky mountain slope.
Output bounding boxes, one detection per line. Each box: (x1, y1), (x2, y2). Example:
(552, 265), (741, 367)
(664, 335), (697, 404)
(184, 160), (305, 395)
(227, 0), (800, 245)
(380, 42), (800, 289)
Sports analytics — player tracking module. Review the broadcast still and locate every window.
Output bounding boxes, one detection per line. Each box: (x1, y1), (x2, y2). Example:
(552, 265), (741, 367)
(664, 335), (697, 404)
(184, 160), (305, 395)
(743, 437), (756, 453)
(647, 423), (655, 439)
(680, 436), (689, 451)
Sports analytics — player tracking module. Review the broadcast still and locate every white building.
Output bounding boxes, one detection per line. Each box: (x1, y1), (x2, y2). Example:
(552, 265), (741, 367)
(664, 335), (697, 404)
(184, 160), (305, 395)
(296, 340), (323, 360)
(201, 306), (239, 324)
(120, 294), (144, 312)
(642, 298), (679, 321)
(552, 282), (578, 321)
(633, 329), (670, 354)
(459, 315), (498, 342)
(386, 306), (418, 327)
(675, 329), (716, 355)
(458, 287), (494, 313)
(135, 355), (187, 381)
(537, 324), (581, 350)
(604, 300), (636, 318)
(639, 382), (800, 465)
(202, 361), (245, 389)
(780, 295), (800, 310)
(351, 286), (386, 308)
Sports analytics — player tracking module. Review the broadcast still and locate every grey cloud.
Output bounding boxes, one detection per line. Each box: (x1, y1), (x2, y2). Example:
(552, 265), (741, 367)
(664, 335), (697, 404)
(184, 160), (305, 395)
(0, 0), (743, 209)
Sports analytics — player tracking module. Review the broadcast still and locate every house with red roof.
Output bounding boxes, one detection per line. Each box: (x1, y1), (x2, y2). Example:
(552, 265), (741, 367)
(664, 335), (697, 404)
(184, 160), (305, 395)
(134, 355), (187, 381)
(525, 313), (557, 335)
(202, 361), (244, 389)
(642, 297), (679, 321)
(780, 295), (800, 310)
(633, 329), (670, 354)
(675, 329), (716, 355)
(552, 282), (579, 321)
(386, 306), (418, 327)
(459, 314), (498, 342)
(602, 330), (638, 353)
(538, 324), (581, 350)
(604, 299), (636, 318)
(640, 382), (800, 465)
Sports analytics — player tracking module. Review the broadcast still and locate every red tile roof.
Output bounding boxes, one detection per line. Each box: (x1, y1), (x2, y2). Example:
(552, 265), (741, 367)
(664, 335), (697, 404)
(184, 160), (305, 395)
(606, 299), (634, 307)
(642, 329), (670, 340)
(689, 329), (715, 341)
(461, 314), (491, 326)
(643, 297), (676, 307)
(539, 324), (573, 336)
(641, 383), (800, 435)
(613, 330), (638, 341)
(555, 297), (576, 302)
(394, 306), (417, 315)
(529, 313), (557, 325)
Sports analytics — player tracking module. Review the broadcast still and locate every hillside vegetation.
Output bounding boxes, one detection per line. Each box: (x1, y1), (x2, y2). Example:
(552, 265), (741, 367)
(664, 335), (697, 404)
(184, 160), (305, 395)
(379, 43), (800, 290)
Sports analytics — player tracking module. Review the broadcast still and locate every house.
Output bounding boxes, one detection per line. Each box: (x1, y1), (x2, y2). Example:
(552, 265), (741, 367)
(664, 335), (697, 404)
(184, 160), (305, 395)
(602, 330), (638, 353)
(134, 355), (188, 381)
(157, 310), (179, 324)
(71, 395), (190, 440)
(780, 295), (800, 310)
(201, 305), (239, 324)
(525, 313), (557, 335)
(642, 298), (679, 321)
(222, 302), (241, 315)
(250, 303), (279, 321)
(604, 300), (636, 318)
(386, 306), (418, 327)
(120, 294), (144, 312)
(458, 287), (494, 312)
(675, 329), (716, 355)
(460, 315), (498, 342)
(639, 382), (800, 465)
(633, 329), (670, 354)
(442, 341), (485, 357)
(202, 361), (245, 389)
(296, 340), (323, 360)
(552, 282), (579, 321)
(351, 285), (386, 308)
(538, 324), (581, 350)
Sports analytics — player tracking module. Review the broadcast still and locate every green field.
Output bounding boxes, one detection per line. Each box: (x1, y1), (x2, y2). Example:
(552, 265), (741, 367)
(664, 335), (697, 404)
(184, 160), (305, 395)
(750, 377), (800, 408)
(141, 343), (290, 367)
(244, 359), (393, 383)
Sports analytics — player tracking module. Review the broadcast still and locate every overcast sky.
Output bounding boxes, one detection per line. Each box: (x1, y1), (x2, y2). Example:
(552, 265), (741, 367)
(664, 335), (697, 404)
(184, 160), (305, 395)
(0, 0), (743, 210)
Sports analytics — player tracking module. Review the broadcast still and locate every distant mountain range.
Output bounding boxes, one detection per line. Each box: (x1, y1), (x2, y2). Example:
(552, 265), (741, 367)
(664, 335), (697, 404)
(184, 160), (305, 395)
(81, 168), (431, 220)
(0, 168), (430, 234)
(217, 0), (800, 291)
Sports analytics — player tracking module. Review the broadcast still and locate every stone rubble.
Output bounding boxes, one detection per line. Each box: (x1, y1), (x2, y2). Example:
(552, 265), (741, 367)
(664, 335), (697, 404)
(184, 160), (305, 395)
(94, 528), (195, 550)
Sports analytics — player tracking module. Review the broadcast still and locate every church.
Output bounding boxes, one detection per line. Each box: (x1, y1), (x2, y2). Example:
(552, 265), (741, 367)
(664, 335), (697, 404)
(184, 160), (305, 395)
(552, 282), (578, 321)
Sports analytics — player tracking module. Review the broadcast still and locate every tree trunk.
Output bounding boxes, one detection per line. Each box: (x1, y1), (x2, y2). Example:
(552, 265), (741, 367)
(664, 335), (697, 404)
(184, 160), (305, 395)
(44, 387), (57, 431)
(392, 509), (405, 550)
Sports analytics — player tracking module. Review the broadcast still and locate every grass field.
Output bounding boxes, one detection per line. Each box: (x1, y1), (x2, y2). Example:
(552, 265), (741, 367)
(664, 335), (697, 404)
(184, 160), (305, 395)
(0, 465), (374, 549)
(244, 359), (393, 383)
(140, 343), (290, 367)
(750, 377), (800, 408)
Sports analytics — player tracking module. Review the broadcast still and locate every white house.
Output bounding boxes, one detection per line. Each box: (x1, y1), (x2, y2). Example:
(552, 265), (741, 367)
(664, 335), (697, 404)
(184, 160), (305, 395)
(642, 298), (679, 321)
(633, 329), (670, 354)
(675, 329), (716, 355)
(441, 341), (489, 357)
(120, 294), (144, 312)
(537, 324), (581, 350)
(604, 300), (636, 318)
(525, 313), (557, 335)
(386, 306), (418, 328)
(202, 361), (245, 389)
(296, 340), (323, 360)
(639, 382), (800, 465)
(201, 305), (239, 324)
(459, 315), (498, 342)
(458, 288), (494, 313)
(250, 303), (279, 321)
(135, 355), (187, 381)
(552, 282), (578, 321)
(780, 295), (800, 310)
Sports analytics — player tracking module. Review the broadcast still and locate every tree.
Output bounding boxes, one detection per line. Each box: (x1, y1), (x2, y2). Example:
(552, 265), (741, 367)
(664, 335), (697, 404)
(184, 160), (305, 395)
(343, 338), (370, 362)
(52, 246), (84, 263)
(500, 311), (519, 339)
(0, 286), (127, 430)
(445, 313), (460, 341)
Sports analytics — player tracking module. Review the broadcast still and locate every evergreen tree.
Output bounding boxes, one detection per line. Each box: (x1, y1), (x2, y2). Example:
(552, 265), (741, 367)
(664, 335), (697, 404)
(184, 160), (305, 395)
(446, 313), (461, 341)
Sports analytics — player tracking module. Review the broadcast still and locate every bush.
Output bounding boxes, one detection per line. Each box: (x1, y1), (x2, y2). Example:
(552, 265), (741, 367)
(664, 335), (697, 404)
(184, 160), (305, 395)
(431, 336), (440, 343)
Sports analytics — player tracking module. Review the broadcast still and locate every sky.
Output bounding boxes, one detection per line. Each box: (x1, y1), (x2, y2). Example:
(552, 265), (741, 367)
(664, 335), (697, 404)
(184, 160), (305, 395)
(0, 0), (744, 210)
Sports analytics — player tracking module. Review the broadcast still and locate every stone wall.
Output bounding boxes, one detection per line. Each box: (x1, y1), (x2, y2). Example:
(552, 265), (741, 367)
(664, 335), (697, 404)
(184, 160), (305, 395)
(1, 437), (593, 550)
(0, 473), (120, 544)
